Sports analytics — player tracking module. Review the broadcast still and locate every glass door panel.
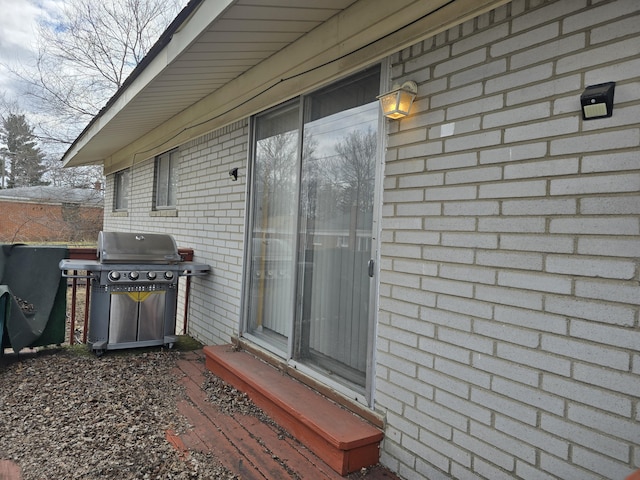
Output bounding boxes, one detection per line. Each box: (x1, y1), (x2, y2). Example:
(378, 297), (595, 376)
(246, 103), (299, 350)
(295, 70), (380, 387)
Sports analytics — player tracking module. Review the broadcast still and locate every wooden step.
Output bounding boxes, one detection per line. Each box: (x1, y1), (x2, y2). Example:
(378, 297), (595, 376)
(0, 460), (22, 480)
(203, 344), (384, 476)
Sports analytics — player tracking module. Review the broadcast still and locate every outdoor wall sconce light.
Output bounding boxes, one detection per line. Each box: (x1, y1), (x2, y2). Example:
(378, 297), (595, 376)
(229, 167), (238, 181)
(377, 81), (418, 119)
(581, 82), (615, 120)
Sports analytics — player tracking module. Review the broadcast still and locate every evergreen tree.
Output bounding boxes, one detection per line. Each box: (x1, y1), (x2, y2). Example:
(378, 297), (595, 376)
(0, 114), (49, 188)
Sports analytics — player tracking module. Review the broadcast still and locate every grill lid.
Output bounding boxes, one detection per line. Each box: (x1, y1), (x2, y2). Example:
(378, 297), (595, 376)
(97, 231), (182, 264)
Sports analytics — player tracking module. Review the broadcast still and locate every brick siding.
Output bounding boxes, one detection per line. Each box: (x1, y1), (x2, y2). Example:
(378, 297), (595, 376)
(104, 120), (249, 345)
(377, 0), (640, 479)
(0, 199), (103, 243)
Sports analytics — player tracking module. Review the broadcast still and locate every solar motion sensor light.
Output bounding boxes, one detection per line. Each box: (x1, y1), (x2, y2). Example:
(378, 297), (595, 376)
(580, 82), (615, 120)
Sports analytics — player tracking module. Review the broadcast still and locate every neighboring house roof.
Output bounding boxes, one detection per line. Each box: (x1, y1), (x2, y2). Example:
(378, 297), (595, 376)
(0, 187), (104, 207)
(62, 0), (509, 173)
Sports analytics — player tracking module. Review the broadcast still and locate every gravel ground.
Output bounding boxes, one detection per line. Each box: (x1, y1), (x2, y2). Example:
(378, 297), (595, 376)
(0, 347), (238, 480)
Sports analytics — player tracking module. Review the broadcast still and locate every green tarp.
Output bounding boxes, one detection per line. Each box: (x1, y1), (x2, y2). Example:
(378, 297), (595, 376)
(0, 245), (67, 353)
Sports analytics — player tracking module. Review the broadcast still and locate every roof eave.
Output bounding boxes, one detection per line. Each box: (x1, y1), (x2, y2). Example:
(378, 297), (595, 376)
(61, 0), (234, 167)
(63, 0), (511, 170)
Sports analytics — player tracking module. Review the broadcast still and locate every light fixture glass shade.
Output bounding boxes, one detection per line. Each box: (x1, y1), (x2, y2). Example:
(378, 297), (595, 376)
(377, 81), (418, 119)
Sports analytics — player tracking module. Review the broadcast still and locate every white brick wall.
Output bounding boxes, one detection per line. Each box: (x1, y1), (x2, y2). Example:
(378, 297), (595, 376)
(377, 1), (640, 479)
(104, 120), (249, 345)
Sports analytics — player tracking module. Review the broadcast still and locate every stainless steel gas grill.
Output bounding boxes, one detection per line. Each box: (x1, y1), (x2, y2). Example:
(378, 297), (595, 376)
(60, 232), (209, 355)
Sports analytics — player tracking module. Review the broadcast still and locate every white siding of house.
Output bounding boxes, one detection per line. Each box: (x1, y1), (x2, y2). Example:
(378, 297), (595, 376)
(376, 0), (640, 479)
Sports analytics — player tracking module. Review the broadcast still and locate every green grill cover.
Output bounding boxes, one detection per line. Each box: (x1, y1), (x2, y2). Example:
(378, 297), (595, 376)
(0, 245), (67, 353)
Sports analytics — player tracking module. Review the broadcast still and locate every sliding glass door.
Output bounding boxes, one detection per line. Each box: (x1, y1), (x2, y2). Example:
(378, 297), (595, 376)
(245, 67), (381, 393)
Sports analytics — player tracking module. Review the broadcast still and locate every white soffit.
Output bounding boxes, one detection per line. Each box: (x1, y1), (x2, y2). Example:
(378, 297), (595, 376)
(63, 0), (359, 167)
(63, 0), (509, 170)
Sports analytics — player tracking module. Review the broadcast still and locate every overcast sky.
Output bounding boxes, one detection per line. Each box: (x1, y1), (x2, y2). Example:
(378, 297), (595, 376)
(0, 0), (64, 104)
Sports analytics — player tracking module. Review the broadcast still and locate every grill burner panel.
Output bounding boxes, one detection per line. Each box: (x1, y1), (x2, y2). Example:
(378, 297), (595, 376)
(103, 268), (177, 284)
(60, 231), (209, 355)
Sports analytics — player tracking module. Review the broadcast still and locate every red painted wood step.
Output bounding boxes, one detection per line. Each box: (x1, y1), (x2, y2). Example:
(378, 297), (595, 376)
(203, 344), (384, 476)
(0, 460), (22, 480)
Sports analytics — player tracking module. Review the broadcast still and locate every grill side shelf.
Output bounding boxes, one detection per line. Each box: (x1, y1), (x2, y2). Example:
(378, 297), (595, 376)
(178, 262), (210, 277)
(59, 259), (101, 278)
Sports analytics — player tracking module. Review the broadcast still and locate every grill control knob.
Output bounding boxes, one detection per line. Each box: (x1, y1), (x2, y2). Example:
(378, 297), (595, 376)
(108, 271), (121, 281)
(147, 271), (157, 280)
(164, 271), (174, 280)
(129, 271), (139, 280)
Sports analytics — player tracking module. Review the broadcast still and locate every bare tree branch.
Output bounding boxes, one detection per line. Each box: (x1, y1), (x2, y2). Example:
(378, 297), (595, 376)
(11, 0), (183, 150)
